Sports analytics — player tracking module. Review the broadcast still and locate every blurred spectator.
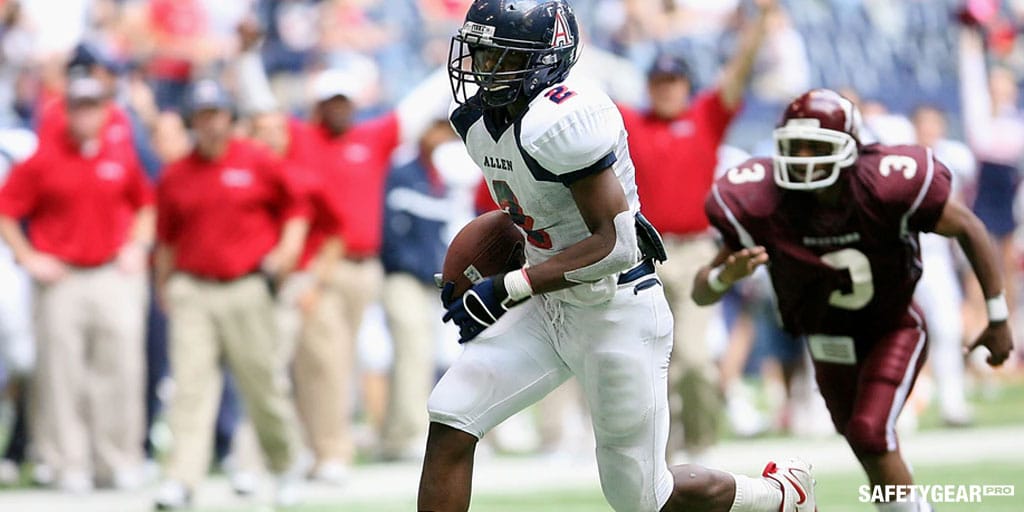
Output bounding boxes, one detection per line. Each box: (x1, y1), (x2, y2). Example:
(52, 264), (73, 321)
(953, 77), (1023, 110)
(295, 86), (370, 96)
(911, 104), (978, 427)
(0, 126), (36, 485)
(0, 127), (35, 382)
(749, 6), (810, 103)
(35, 43), (134, 155)
(0, 75), (153, 492)
(415, 0), (473, 70)
(255, 0), (321, 114)
(142, 0), (216, 111)
(619, 0), (775, 459)
(959, 25), (1024, 330)
(573, 41), (645, 106)
(0, 1), (34, 128)
(235, 26), (450, 472)
(247, 107), (350, 484)
(153, 79), (307, 509)
(378, 119), (455, 461)
(17, 0), (89, 57)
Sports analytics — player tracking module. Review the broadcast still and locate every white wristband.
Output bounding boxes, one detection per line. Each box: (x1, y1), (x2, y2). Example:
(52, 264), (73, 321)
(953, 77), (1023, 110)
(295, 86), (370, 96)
(707, 265), (730, 293)
(504, 268), (534, 302)
(987, 293), (1009, 323)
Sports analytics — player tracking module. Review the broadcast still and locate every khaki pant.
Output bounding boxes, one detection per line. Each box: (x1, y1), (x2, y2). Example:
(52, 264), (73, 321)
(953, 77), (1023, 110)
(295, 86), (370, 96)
(292, 259), (382, 464)
(657, 236), (723, 454)
(379, 273), (436, 457)
(30, 265), (146, 481)
(164, 274), (301, 487)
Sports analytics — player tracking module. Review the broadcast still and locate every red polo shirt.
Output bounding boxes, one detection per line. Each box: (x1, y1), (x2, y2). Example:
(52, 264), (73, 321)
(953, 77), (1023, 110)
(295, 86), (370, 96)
(36, 96), (135, 159)
(284, 120), (345, 269)
(157, 138), (310, 280)
(298, 113), (400, 258)
(621, 89), (738, 236)
(0, 135), (153, 266)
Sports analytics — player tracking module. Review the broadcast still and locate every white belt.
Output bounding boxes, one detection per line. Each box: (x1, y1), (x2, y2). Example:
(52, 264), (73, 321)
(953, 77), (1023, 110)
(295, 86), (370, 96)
(806, 334), (857, 365)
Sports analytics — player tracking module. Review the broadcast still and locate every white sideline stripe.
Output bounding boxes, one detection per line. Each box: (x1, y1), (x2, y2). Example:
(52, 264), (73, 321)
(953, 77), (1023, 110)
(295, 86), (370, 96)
(711, 184), (756, 248)
(901, 147), (935, 236)
(885, 307), (927, 451)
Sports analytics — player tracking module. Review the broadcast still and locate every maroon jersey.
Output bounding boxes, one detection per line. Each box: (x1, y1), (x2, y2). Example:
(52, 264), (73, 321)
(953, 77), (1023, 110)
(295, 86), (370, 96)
(705, 144), (952, 338)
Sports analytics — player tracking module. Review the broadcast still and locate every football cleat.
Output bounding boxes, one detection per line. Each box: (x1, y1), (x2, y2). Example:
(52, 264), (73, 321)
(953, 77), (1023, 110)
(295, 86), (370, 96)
(762, 458), (816, 512)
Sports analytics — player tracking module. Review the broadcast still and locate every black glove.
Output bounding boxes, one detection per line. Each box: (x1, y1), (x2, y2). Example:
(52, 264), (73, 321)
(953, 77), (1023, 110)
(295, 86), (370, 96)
(441, 276), (515, 343)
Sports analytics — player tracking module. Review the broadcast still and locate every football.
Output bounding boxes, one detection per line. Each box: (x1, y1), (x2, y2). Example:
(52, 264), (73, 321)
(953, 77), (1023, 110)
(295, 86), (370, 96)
(441, 210), (526, 299)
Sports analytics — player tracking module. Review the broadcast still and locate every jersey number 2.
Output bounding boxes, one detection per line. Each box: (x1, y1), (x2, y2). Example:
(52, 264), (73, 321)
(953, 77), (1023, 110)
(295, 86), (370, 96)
(820, 248), (874, 310)
(544, 86), (576, 104)
(491, 180), (553, 249)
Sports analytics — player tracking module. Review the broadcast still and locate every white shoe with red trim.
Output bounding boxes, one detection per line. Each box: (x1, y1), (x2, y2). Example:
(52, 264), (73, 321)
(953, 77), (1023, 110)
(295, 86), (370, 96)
(762, 458), (816, 512)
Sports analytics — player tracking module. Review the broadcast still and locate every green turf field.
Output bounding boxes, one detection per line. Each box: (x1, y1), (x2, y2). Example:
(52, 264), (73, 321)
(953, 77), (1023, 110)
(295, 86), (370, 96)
(198, 460), (1023, 512)
(4, 379), (1021, 512)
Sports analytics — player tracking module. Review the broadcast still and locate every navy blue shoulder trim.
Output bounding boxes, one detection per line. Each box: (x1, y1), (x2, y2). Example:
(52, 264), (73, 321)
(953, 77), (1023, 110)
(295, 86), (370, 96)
(513, 120), (617, 186)
(558, 152), (617, 185)
(514, 120), (561, 184)
(450, 103), (483, 142)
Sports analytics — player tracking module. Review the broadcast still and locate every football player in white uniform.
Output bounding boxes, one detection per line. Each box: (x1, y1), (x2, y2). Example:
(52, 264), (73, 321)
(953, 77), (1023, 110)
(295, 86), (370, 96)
(417, 2), (815, 512)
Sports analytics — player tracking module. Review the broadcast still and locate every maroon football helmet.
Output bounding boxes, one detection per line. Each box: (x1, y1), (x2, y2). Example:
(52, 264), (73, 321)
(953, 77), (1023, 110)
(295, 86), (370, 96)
(773, 88), (862, 190)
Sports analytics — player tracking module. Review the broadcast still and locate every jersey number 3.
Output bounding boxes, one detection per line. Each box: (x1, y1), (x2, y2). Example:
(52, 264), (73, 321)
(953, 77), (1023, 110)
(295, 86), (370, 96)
(491, 180), (553, 249)
(820, 248), (874, 310)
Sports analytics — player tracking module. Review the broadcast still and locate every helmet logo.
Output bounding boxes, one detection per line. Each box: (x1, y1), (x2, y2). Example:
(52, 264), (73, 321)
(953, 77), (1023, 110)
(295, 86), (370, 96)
(462, 21), (496, 43)
(551, 8), (573, 47)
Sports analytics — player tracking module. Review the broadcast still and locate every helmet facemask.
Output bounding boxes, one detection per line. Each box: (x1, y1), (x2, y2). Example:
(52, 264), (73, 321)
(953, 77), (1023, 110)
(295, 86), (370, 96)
(448, 21), (578, 108)
(772, 120), (858, 190)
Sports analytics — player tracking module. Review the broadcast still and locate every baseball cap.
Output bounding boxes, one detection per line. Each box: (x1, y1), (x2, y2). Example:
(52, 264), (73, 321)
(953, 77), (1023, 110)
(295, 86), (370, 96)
(647, 53), (692, 81)
(66, 75), (107, 104)
(185, 79), (234, 114)
(67, 42), (125, 75)
(310, 69), (361, 103)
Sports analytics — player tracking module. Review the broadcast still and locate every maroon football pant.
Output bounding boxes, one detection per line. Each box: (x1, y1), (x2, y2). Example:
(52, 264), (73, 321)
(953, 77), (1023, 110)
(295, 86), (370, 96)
(811, 305), (928, 455)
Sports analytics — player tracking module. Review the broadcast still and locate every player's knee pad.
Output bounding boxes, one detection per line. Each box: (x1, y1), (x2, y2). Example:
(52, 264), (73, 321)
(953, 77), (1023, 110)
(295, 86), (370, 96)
(426, 358), (494, 436)
(596, 445), (665, 512)
(843, 414), (889, 455)
(587, 351), (652, 440)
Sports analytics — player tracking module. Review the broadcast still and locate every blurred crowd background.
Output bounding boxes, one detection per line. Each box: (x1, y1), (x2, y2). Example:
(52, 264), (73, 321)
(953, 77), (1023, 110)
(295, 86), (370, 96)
(0, 0), (1021, 507)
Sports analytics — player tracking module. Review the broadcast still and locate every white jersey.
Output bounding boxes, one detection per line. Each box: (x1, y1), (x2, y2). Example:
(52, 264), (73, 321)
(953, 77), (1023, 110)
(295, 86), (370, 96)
(451, 78), (639, 304)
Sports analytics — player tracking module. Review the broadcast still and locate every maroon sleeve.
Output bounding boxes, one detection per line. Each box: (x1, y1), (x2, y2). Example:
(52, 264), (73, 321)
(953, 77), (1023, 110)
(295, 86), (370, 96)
(909, 155), (952, 233)
(0, 155), (41, 219)
(868, 145), (953, 233)
(693, 88), (740, 145)
(704, 185), (744, 252)
(703, 158), (775, 251)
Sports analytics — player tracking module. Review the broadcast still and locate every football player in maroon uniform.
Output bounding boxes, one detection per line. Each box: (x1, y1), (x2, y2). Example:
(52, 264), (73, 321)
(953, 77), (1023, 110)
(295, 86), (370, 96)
(694, 89), (1013, 511)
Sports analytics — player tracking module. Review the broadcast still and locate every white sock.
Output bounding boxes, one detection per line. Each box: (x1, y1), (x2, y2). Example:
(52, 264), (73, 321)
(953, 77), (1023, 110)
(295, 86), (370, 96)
(729, 473), (782, 512)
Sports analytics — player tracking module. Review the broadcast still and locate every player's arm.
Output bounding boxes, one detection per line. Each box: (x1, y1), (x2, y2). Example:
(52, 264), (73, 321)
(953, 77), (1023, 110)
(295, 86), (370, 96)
(0, 158), (67, 283)
(718, 0), (776, 109)
(0, 215), (67, 284)
(510, 167), (635, 296)
(932, 198), (1013, 365)
(442, 167), (638, 344)
(691, 245), (768, 306)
